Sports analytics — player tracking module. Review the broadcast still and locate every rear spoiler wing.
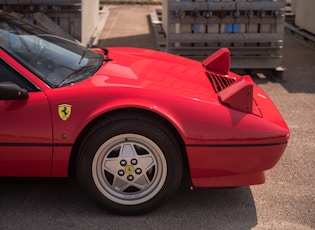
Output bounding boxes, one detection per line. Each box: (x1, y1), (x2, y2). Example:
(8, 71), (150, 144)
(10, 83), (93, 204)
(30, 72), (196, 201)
(203, 48), (260, 116)
(202, 48), (230, 75)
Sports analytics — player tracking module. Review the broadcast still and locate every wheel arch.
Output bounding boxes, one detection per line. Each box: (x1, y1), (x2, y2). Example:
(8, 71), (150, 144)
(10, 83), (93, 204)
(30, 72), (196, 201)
(68, 107), (189, 178)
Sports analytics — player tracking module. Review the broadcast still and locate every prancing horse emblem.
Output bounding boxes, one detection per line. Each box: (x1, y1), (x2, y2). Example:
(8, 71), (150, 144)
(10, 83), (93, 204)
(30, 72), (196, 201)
(58, 104), (72, 121)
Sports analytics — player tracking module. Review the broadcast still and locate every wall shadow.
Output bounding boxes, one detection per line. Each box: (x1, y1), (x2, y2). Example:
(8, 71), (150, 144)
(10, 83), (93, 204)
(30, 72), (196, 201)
(276, 32), (315, 94)
(250, 32), (315, 94)
(98, 33), (158, 50)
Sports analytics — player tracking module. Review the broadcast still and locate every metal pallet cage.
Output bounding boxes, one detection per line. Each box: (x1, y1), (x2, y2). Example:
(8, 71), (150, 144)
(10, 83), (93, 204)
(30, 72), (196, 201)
(162, 0), (286, 80)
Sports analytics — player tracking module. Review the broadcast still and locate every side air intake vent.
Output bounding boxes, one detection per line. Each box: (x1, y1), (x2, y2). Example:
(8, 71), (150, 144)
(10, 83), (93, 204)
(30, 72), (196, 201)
(206, 72), (236, 93)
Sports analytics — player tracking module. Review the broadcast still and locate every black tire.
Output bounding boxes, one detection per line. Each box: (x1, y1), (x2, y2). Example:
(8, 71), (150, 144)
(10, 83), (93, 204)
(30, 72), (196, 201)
(76, 114), (183, 215)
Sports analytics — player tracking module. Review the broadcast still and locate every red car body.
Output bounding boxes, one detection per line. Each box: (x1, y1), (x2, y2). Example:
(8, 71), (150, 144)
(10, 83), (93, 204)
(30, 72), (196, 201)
(0, 10), (289, 214)
(0, 46), (289, 185)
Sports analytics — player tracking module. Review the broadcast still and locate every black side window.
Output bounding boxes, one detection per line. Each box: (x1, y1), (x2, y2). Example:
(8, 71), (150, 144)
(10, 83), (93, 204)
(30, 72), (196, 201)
(0, 59), (38, 92)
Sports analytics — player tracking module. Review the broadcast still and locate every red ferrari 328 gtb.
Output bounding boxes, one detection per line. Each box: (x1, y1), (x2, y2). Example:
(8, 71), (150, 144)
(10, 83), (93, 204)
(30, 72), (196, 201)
(0, 11), (289, 215)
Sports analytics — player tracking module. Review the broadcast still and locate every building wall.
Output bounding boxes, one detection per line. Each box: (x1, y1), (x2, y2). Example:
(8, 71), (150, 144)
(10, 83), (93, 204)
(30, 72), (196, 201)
(295, 0), (315, 34)
(0, 0), (100, 47)
(82, 0), (99, 46)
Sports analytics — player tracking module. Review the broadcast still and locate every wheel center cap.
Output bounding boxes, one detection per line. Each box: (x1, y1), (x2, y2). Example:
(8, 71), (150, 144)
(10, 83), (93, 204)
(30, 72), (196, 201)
(125, 165), (135, 174)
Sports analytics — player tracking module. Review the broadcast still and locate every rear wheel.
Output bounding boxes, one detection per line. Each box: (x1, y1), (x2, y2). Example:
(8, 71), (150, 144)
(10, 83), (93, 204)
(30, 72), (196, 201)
(77, 115), (183, 215)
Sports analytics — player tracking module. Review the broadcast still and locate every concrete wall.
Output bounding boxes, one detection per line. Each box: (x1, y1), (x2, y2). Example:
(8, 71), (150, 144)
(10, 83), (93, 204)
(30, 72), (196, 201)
(0, 0), (101, 47)
(82, 0), (99, 46)
(295, 0), (315, 34)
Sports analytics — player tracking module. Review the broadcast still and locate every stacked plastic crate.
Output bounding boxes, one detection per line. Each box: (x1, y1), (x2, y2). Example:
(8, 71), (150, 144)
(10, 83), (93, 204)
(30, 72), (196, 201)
(162, 0), (286, 79)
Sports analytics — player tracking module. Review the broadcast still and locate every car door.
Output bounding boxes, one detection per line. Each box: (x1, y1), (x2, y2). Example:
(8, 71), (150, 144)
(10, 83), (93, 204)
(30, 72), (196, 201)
(0, 58), (53, 177)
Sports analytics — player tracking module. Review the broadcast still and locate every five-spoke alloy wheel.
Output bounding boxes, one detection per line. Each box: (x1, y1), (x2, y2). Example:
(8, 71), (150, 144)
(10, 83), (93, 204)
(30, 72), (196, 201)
(92, 134), (167, 206)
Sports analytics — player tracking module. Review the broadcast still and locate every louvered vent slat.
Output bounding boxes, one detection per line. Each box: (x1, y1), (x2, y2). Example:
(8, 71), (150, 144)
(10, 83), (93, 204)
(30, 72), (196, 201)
(206, 73), (236, 94)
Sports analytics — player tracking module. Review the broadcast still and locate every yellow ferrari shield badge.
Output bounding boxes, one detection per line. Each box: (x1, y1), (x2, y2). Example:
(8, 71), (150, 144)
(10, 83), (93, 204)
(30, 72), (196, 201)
(58, 104), (72, 121)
